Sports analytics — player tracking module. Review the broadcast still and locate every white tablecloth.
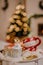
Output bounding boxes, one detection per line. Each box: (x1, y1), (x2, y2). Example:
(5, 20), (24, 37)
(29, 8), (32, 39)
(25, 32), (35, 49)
(0, 49), (43, 65)
(0, 41), (43, 65)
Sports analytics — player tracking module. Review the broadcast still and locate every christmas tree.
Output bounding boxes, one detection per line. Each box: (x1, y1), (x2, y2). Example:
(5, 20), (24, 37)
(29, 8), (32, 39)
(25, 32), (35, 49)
(6, 4), (30, 43)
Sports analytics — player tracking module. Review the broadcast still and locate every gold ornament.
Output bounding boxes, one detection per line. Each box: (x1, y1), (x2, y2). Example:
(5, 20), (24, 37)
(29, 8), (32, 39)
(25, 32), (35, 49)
(16, 4), (25, 10)
(23, 27), (28, 32)
(13, 15), (20, 19)
(23, 23), (28, 28)
(22, 17), (28, 22)
(21, 12), (27, 16)
(15, 10), (21, 14)
(14, 24), (17, 29)
(6, 35), (10, 40)
(10, 25), (14, 29)
(16, 20), (22, 26)
(15, 27), (20, 32)
(9, 17), (15, 23)
(7, 25), (14, 32)
(16, 5), (22, 10)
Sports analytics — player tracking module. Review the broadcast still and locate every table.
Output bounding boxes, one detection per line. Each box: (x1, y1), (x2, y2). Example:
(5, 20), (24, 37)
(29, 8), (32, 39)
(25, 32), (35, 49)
(0, 55), (41, 65)
(0, 49), (43, 65)
(0, 40), (43, 65)
(18, 58), (41, 65)
(0, 40), (8, 65)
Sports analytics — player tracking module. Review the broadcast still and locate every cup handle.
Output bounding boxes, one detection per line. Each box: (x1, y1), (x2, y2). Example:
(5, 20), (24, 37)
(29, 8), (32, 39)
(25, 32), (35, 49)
(34, 37), (41, 47)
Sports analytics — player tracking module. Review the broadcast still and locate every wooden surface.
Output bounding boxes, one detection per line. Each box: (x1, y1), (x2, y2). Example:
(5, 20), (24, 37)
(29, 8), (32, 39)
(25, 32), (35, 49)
(0, 60), (2, 65)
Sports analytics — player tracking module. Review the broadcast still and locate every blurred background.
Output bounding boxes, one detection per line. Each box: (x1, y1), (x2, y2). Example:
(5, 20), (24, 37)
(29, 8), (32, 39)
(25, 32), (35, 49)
(0, 0), (43, 65)
(0, 0), (43, 48)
